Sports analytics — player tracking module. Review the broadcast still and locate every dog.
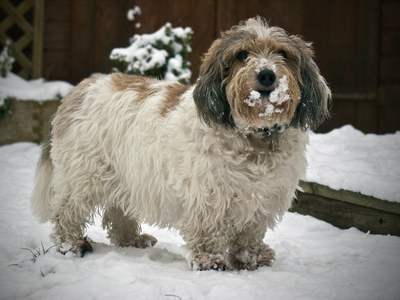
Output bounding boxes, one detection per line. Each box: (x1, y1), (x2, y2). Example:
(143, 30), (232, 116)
(31, 17), (330, 270)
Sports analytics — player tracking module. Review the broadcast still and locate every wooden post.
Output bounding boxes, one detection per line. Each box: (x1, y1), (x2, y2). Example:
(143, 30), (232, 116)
(33, 0), (44, 78)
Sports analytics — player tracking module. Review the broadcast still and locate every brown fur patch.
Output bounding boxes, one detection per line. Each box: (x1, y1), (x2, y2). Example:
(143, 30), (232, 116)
(52, 74), (102, 140)
(160, 83), (189, 116)
(110, 73), (157, 101)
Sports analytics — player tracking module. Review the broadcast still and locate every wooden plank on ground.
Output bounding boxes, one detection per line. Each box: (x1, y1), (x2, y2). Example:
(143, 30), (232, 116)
(291, 192), (400, 236)
(300, 181), (400, 215)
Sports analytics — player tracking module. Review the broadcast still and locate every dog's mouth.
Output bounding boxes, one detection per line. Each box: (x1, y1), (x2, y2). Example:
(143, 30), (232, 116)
(256, 84), (277, 98)
(258, 90), (272, 97)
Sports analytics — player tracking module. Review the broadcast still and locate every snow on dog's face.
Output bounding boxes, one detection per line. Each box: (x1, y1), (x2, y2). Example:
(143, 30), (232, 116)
(194, 17), (331, 131)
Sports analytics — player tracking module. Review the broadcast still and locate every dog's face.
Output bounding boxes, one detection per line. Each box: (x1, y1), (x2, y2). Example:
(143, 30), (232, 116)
(193, 17), (331, 131)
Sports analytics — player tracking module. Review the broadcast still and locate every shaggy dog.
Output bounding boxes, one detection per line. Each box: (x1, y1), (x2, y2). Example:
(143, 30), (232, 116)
(31, 17), (330, 270)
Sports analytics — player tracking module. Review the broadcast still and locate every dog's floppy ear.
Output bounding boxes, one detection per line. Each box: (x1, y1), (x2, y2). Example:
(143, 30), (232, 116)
(193, 39), (235, 128)
(290, 35), (331, 130)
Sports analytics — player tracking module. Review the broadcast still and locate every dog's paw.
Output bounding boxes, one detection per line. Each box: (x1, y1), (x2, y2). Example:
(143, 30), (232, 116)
(230, 249), (258, 270)
(229, 244), (275, 270)
(190, 253), (228, 271)
(256, 244), (275, 267)
(134, 233), (158, 248)
(57, 237), (94, 257)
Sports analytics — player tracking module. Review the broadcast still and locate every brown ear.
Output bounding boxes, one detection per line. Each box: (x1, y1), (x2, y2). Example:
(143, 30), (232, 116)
(290, 35), (331, 130)
(193, 39), (235, 128)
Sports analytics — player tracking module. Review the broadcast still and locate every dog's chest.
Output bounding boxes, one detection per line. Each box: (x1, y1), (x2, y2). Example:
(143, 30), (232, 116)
(165, 138), (298, 215)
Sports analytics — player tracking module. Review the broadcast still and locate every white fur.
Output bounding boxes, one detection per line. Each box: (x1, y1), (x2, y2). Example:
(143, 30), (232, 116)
(31, 157), (53, 222)
(31, 16), (331, 270)
(31, 73), (308, 270)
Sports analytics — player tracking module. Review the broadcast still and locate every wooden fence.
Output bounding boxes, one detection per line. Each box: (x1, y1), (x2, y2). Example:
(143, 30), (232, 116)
(0, 0), (43, 78)
(3, 0), (399, 134)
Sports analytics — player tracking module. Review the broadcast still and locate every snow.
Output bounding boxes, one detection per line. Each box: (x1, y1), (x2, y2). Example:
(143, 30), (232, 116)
(0, 73), (73, 105)
(0, 142), (399, 300)
(244, 90), (261, 107)
(269, 75), (290, 105)
(110, 23), (192, 83)
(126, 5), (141, 21)
(165, 54), (191, 82)
(255, 74), (291, 118)
(258, 103), (274, 118)
(112, 44), (168, 74)
(306, 125), (400, 202)
(255, 58), (270, 74)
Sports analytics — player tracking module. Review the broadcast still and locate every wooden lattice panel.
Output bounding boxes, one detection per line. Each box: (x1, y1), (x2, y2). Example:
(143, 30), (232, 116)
(0, 0), (43, 78)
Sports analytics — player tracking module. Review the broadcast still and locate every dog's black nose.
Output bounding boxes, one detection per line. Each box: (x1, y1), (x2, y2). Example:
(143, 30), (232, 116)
(257, 69), (276, 87)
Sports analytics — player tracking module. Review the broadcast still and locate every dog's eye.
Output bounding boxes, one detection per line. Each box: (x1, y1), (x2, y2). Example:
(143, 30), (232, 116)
(278, 50), (288, 59)
(236, 50), (249, 62)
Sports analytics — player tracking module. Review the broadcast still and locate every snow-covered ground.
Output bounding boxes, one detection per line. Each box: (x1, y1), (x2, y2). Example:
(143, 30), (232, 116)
(0, 73), (72, 105)
(306, 125), (400, 202)
(0, 142), (399, 300)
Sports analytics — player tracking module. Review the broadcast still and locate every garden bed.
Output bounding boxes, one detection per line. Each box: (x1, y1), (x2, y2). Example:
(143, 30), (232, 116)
(0, 72), (72, 145)
(0, 98), (59, 145)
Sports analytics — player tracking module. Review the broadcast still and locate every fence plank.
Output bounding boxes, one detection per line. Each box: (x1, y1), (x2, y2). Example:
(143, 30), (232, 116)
(70, 0), (95, 82)
(1, 0), (44, 78)
(93, 0), (132, 75)
(33, 0), (44, 78)
(1, 0), (34, 35)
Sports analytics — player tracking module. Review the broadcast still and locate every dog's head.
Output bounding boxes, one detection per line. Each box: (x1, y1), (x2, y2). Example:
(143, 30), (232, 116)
(193, 17), (331, 132)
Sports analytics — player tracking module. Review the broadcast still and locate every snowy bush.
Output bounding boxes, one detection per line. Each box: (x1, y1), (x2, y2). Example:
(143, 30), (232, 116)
(0, 97), (12, 119)
(0, 40), (15, 78)
(110, 23), (193, 83)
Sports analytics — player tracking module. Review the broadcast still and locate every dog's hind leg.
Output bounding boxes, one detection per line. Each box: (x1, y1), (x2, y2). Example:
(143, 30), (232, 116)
(102, 206), (157, 248)
(51, 196), (93, 257)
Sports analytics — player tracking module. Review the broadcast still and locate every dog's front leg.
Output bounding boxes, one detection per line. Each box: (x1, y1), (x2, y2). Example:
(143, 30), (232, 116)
(182, 225), (233, 271)
(227, 221), (275, 270)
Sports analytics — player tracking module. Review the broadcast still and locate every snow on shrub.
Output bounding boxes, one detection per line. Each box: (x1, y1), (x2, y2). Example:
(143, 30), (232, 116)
(126, 5), (141, 21)
(0, 40), (15, 78)
(110, 23), (193, 83)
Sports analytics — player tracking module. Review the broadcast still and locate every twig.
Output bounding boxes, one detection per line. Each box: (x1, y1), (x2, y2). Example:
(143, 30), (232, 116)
(165, 294), (182, 300)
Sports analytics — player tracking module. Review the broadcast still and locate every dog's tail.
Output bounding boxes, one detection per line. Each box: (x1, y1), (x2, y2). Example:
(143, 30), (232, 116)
(31, 140), (54, 222)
